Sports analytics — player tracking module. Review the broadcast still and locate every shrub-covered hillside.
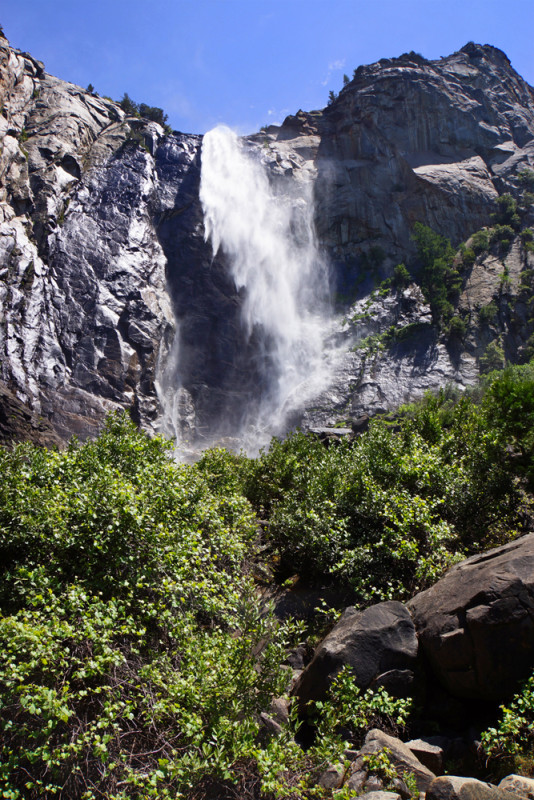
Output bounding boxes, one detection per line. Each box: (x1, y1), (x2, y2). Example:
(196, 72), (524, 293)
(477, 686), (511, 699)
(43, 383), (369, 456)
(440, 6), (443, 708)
(2, 363), (534, 798)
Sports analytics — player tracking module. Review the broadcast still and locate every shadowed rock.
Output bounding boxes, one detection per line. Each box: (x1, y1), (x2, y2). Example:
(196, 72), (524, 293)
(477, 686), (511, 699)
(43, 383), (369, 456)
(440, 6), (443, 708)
(408, 533), (534, 701)
(293, 601), (418, 711)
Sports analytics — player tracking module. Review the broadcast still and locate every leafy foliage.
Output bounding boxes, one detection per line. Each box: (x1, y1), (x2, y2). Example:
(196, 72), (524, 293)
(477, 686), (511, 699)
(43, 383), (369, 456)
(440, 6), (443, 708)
(492, 194), (521, 231)
(119, 93), (169, 128)
(518, 168), (534, 191)
(412, 222), (461, 323)
(481, 671), (534, 768)
(0, 415), (294, 799)
(480, 339), (506, 374)
(470, 229), (491, 254)
(393, 263), (411, 288)
(4, 361), (534, 796)
(239, 390), (520, 602)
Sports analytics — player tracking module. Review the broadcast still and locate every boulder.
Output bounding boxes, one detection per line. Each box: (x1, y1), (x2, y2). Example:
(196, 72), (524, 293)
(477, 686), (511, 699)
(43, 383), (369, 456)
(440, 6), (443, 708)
(292, 601), (418, 711)
(360, 729), (436, 792)
(426, 776), (519, 800)
(317, 763), (344, 789)
(408, 534), (534, 700)
(405, 737), (444, 774)
(345, 768), (367, 792)
(498, 775), (534, 799)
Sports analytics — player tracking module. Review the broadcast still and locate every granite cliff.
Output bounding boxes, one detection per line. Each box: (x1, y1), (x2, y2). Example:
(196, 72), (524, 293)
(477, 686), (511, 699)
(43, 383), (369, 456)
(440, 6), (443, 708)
(1, 35), (534, 448)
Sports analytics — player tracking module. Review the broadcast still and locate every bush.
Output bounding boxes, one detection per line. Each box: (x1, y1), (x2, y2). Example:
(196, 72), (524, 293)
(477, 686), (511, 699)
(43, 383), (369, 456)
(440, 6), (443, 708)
(481, 670), (534, 768)
(120, 95), (169, 128)
(471, 229), (490, 254)
(448, 315), (467, 338)
(483, 362), (534, 471)
(479, 301), (498, 324)
(518, 168), (534, 191)
(0, 415), (294, 799)
(492, 194), (521, 230)
(491, 224), (515, 254)
(393, 263), (411, 288)
(138, 103), (168, 126)
(461, 246), (476, 267)
(480, 339), (506, 374)
(119, 92), (139, 116)
(412, 223), (461, 324)
(244, 394), (518, 601)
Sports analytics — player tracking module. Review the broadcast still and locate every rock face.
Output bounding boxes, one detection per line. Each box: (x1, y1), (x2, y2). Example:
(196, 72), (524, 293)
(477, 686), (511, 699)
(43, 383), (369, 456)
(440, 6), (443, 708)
(408, 533), (534, 701)
(293, 601), (418, 711)
(1, 36), (534, 444)
(316, 44), (534, 268)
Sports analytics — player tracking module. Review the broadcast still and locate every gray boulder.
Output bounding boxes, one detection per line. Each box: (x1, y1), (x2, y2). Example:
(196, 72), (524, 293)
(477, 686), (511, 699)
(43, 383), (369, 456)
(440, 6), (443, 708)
(360, 729), (436, 792)
(498, 775), (534, 799)
(405, 737), (444, 774)
(426, 776), (519, 800)
(408, 534), (534, 700)
(292, 601), (418, 711)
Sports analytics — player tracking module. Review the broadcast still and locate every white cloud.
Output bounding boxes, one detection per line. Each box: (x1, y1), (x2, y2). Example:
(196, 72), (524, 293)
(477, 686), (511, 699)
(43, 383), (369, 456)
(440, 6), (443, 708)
(321, 58), (346, 86)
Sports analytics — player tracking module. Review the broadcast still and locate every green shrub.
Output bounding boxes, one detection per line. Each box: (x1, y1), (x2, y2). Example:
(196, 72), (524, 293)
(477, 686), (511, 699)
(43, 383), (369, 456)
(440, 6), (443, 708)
(517, 168), (534, 191)
(119, 92), (139, 116)
(138, 103), (168, 126)
(492, 194), (521, 230)
(480, 339), (506, 374)
(491, 224), (515, 253)
(481, 670), (534, 765)
(245, 395), (517, 601)
(461, 247), (476, 268)
(448, 315), (467, 338)
(483, 362), (534, 473)
(471, 229), (490, 255)
(412, 223), (460, 324)
(393, 263), (411, 288)
(479, 301), (498, 324)
(0, 414), (295, 799)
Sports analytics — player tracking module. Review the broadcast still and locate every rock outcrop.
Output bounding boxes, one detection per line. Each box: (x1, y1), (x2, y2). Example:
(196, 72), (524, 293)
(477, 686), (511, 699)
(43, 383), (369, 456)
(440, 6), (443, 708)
(408, 533), (534, 701)
(1, 36), (534, 445)
(293, 601), (418, 711)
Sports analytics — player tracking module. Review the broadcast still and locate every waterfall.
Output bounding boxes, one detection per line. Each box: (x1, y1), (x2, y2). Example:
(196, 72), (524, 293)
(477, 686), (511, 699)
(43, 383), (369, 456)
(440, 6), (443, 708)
(199, 125), (332, 451)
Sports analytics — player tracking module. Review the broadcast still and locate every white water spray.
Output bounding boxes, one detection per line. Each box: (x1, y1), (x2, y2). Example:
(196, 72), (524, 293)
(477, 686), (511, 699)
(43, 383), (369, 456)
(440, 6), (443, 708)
(200, 125), (332, 449)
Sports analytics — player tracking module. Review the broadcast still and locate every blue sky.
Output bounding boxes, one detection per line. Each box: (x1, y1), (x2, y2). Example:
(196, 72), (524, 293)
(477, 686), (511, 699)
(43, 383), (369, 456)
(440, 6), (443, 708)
(2, 0), (534, 135)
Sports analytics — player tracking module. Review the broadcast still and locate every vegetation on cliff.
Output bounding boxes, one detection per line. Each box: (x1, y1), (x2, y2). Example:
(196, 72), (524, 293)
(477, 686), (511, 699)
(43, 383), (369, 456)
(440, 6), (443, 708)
(2, 364), (534, 797)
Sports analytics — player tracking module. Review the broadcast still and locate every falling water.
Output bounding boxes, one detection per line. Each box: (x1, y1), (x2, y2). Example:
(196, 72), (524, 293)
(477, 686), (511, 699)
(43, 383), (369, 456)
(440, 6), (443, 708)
(199, 125), (332, 451)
